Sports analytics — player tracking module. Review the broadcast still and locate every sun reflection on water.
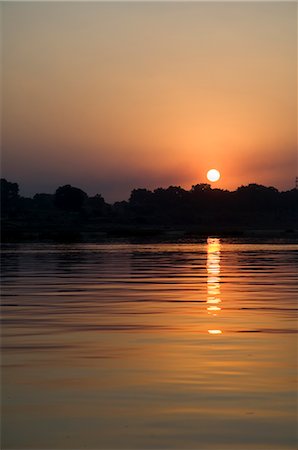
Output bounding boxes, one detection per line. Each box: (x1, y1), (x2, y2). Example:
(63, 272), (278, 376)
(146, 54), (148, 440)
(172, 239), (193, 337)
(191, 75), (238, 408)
(207, 237), (222, 335)
(207, 329), (222, 335)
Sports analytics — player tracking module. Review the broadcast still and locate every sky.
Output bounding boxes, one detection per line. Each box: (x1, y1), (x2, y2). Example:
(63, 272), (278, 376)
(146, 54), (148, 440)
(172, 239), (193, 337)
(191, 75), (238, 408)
(2, 1), (297, 202)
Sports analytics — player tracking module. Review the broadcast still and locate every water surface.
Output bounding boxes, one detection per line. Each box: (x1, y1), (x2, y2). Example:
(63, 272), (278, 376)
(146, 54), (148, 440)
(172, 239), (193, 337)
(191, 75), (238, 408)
(1, 239), (297, 449)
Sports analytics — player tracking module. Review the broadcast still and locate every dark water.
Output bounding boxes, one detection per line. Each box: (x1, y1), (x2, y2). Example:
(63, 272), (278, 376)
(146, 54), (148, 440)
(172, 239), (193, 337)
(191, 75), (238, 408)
(1, 240), (297, 449)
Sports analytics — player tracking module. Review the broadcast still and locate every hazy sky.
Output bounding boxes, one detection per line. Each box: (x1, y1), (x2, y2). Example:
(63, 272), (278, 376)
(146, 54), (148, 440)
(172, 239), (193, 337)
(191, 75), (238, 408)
(2, 1), (297, 201)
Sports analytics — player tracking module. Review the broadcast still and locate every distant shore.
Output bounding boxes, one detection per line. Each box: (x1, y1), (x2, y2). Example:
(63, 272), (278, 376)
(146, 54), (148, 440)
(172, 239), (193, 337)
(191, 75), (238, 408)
(1, 222), (298, 244)
(2, 179), (297, 244)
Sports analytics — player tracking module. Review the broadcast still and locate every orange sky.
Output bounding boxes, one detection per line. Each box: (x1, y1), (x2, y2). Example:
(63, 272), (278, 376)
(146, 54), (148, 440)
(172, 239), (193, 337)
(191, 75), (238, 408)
(2, 1), (297, 201)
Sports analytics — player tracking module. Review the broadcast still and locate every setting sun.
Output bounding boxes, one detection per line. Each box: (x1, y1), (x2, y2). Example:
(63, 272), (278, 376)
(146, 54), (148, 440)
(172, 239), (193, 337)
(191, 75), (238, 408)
(207, 169), (221, 182)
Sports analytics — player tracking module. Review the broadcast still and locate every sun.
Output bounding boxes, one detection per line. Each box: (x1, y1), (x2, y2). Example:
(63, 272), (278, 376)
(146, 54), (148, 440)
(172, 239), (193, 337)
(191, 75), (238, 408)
(207, 169), (221, 183)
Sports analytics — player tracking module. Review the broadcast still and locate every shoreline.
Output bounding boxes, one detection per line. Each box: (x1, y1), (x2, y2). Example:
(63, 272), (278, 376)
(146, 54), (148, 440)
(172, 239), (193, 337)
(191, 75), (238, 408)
(1, 226), (298, 244)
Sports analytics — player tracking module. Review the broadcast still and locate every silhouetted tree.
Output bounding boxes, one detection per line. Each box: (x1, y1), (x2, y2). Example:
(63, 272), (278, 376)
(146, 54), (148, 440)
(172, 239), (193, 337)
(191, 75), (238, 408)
(85, 194), (107, 217)
(54, 185), (87, 211)
(129, 188), (154, 214)
(1, 178), (19, 214)
(235, 184), (279, 211)
(191, 183), (212, 193)
(153, 186), (187, 217)
(33, 193), (55, 210)
(113, 201), (129, 213)
(130, 188), (153, 206)
(189, 183), (213, 213)
(280, 189), (298, 214)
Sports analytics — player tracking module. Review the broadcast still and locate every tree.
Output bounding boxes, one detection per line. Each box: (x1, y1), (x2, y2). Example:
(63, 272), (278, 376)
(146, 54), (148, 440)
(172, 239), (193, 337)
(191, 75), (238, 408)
(54, 185), (87, 211)
(235, 184), (279, 211)
(33, 193), (54, 210)
(85, 194), (107, 216)
(0, 178), (19, 214)
(191, 183), (212, 193)
(129, 188), (153, 206)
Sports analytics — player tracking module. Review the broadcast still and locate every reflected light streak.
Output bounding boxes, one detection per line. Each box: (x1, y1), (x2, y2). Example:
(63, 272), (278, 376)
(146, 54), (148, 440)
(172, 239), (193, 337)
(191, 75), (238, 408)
(207, 238), (222, 334)
(207, 299), (221, 304)
(207, 306), (221, 311)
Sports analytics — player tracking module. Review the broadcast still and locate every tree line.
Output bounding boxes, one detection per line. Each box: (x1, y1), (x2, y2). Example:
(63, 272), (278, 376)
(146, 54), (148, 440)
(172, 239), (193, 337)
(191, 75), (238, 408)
(1, 178), (297, 240)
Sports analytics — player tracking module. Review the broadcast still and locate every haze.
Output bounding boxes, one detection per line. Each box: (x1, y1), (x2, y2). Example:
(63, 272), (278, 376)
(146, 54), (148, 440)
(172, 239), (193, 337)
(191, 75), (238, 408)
(2, 1), (297, 201)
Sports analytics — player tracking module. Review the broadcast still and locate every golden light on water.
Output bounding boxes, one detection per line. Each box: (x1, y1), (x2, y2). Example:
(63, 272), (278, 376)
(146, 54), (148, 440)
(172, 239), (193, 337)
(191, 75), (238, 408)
(206, 298), (221, 304)
(207, 237), (222, 333)
(207, 169), (221, 182)
(207, 306), (221, 311)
